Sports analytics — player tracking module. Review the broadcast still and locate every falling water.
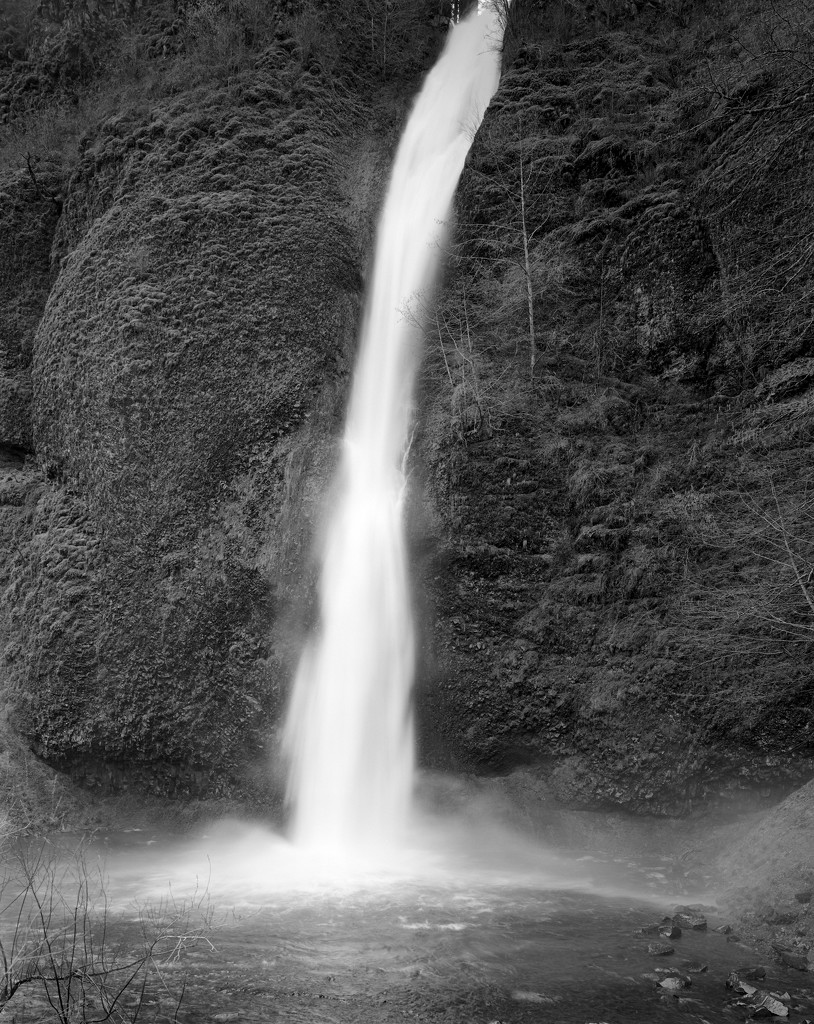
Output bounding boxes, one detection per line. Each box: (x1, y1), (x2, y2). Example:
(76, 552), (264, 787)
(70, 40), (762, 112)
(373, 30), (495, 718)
(283, 6), (504, 854)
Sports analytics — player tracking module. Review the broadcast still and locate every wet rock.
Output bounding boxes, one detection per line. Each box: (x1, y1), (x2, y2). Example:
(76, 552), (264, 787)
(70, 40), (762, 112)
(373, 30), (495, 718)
(727, 972), (758, 996)
(639, 922), (662, 935)
(763, 905), (800, 926)
(658, 976), (688, 991)
(680, 960), (709, 973)
(752, 992), (790, 1017)
(660, 924), (682, 940)
(739, 966), (768, 981)
(777, 950), (810, 971)
(648, 943), (675, 956)
(672, 906), (707, 930)
(795, 891), (813, 904)
(771, 943), (811, 971)
(727, 934), (743, 943)
(716, 924), (733, 935)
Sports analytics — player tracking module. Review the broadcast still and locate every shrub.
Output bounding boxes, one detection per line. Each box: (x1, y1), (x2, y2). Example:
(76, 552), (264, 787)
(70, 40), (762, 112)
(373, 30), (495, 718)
(0, 838), (212, 1022)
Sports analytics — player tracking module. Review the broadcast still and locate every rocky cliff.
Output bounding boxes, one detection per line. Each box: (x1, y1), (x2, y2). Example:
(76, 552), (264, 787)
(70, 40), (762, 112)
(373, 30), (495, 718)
(414, 0), (814, 813)
(0, 0), (812, 823)
(0, 1), (398, 801)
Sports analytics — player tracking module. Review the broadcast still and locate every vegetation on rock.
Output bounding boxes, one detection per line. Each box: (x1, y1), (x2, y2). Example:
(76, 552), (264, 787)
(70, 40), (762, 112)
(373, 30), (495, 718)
(415, 0), (814, 813)
(0, 0), (812, 831)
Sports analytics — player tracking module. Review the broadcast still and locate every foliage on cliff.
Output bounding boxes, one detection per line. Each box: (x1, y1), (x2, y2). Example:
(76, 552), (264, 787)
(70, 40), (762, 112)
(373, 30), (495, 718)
(0, 0), (396, 797)
(417, 0), (814, 812)
(1, 0), (813, 815)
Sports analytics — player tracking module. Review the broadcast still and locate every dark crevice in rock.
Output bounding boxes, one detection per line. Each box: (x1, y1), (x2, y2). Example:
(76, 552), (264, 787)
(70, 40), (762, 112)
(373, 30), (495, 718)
(0, 442), (31, 467)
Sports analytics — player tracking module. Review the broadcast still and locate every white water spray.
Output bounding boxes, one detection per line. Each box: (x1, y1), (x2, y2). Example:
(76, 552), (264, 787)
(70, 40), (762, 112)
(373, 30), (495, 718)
(283, 6), (504, 855)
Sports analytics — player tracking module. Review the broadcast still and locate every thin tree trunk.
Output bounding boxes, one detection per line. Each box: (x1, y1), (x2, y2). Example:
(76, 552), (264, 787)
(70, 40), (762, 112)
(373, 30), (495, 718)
(519, 151), (535, 380)
(382, 6), (389, 78)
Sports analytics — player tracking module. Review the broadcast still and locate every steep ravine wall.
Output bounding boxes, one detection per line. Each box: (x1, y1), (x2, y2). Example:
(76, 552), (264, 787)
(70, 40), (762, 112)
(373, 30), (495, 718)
(414, 2), (814, 815)
(0, 40), (389, 800)
(0, 0), (812, 829)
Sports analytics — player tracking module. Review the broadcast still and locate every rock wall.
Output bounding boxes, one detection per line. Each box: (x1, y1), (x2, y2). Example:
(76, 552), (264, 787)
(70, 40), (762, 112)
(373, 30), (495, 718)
(1, 0), (813, 819)
(0, 35), (383, 798)
(415, 0), (814, 813)
(0, 166), (57, 802)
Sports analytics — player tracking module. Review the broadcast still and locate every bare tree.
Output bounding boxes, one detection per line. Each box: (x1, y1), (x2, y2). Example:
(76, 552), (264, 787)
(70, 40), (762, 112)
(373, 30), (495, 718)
(456, 108), (568, 380)
(357, 0), (427, 79)
(675, 478), (814, 657)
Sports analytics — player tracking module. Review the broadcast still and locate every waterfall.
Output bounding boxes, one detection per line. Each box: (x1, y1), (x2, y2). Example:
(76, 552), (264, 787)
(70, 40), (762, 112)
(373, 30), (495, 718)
(283, 5), (504, 855)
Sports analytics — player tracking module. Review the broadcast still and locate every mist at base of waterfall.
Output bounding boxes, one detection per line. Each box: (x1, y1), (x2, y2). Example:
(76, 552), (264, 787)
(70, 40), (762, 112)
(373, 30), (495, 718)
(24, 790), (786, 1024)
(89, 788), (713, 914)
(15, 813), (776, 1024)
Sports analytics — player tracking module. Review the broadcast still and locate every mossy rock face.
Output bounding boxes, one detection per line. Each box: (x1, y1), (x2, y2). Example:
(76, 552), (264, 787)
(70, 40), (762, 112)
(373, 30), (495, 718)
(4, 48), (366, 796)
(416, 5), (814, 813)
(0, 168), (60, 452)
(619, 198), (720, 374)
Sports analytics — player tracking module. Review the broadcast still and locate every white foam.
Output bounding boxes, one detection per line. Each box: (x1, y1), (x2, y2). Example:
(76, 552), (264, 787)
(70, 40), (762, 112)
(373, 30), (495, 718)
(283, 9), (504, 855)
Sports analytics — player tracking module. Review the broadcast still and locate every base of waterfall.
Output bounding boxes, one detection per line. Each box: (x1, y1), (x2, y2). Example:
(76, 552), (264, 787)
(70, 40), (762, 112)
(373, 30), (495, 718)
(93, 780), (716, 910)
(12, 832), (805, 1024)
(18, 787), (814, 1024)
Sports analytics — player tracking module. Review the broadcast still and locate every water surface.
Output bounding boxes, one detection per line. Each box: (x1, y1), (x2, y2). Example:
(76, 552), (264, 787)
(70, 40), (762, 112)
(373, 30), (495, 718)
(47, 819), (810, 1024)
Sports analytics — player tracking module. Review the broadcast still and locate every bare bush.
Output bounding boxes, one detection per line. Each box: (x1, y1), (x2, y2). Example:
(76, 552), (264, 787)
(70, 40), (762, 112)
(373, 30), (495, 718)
(677, 480), (814, 656)
(0, 839), (212, 1022)
(483, 0), (542, 61)
(356, 0), (430, 79)
(733, 0), (814, 82)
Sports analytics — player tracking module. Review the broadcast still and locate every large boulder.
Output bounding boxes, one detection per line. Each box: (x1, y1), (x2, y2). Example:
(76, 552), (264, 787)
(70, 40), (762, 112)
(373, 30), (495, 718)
(2, 45), (368, 797)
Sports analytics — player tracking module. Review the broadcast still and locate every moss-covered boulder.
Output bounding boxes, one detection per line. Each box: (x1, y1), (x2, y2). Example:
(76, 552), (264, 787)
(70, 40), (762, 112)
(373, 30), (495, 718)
(3, 44), (368, 797)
